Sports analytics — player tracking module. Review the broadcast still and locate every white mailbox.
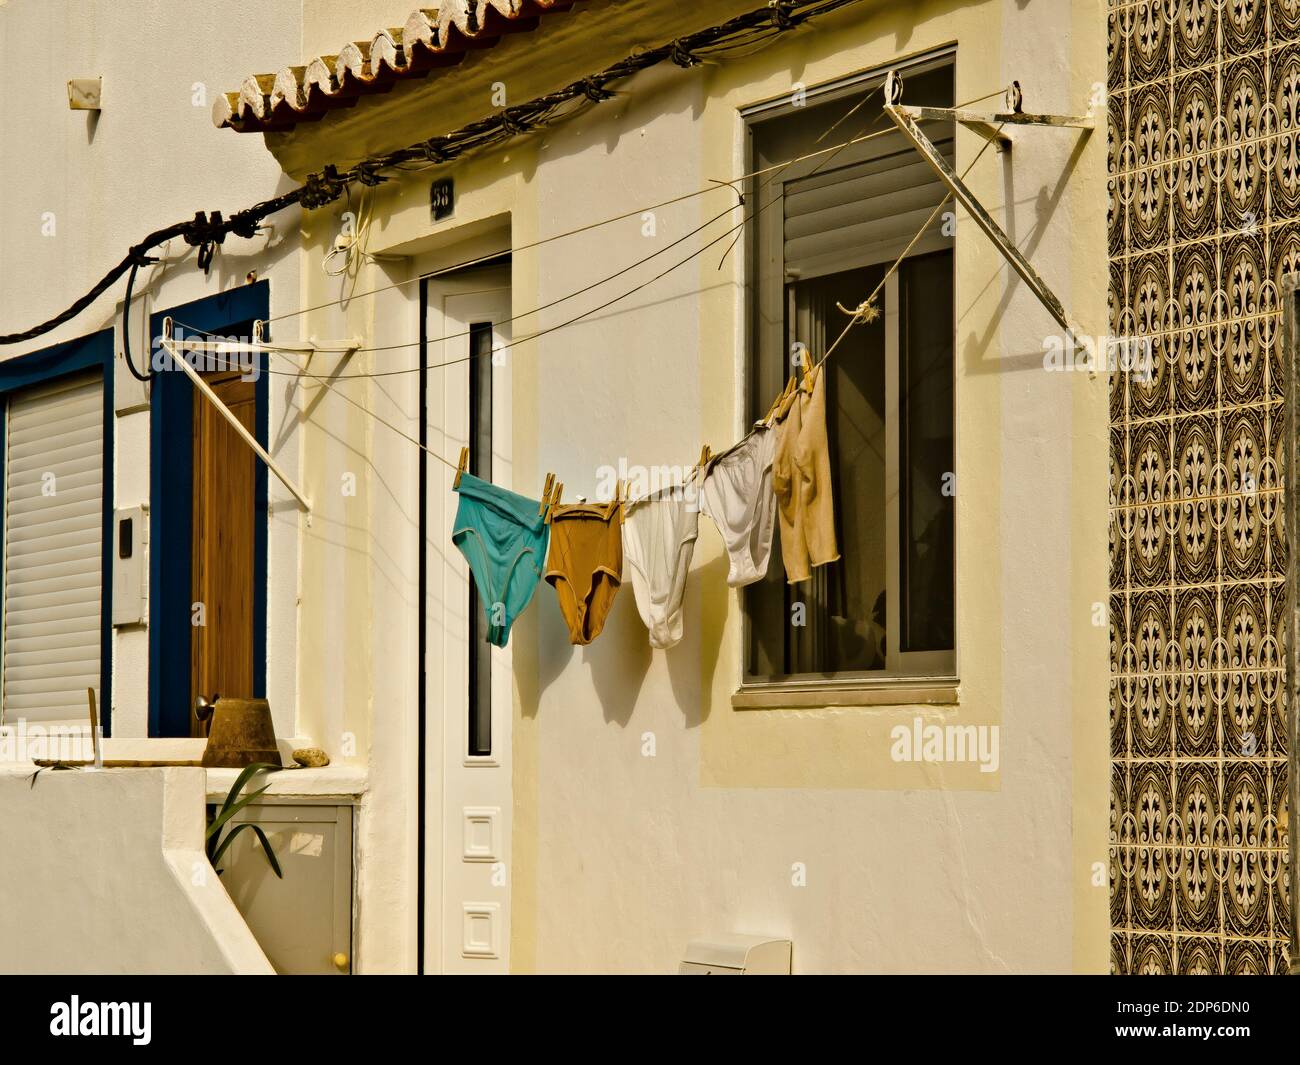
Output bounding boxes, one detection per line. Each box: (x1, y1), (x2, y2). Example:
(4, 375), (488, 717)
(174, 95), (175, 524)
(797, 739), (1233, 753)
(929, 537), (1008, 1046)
(679, 934), (792, 975)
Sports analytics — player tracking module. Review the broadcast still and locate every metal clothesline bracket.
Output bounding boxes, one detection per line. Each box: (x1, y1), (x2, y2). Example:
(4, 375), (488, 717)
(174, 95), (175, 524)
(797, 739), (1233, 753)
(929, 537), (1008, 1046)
(894, 104), (1096, 153)
(160, 316), (314, 518)
(884, 94), (1094, 366)
(250, 319), (362, 371)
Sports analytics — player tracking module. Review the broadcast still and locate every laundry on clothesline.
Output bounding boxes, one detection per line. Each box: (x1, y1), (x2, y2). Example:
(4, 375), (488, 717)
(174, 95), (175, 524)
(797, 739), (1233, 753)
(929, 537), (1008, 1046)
(451, 471), (551, 648)
(771, 361), (839, 583)
(697, 423), (777, 588)
(622, 485), (700, 650)
(546, 498), (624, 646)
(447, 354), (840, 648)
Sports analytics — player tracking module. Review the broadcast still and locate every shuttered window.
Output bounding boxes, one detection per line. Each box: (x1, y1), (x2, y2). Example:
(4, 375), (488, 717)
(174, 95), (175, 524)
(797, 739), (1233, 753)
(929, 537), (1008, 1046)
(745, 58), (957, 683)
(783, 131), (955, 280)
(1, 374), (103, 726)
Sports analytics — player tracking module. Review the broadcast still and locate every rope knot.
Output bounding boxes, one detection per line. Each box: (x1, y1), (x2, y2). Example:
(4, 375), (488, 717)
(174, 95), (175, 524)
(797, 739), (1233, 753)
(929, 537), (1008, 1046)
(420, 140), (452, 163)
(498, 107), (533, 136)
(837, 297), (880, 325)
(579, 77), (615, 103)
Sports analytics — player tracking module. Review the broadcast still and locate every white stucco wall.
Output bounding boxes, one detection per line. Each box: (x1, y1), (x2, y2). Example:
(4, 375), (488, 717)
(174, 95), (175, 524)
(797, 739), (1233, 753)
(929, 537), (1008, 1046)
(0, 766), (273, 973)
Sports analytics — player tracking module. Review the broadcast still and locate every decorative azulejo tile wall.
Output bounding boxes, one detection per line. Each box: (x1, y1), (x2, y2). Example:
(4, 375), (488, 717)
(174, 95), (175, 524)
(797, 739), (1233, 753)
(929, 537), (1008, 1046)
(1108, 0), (1293, 974)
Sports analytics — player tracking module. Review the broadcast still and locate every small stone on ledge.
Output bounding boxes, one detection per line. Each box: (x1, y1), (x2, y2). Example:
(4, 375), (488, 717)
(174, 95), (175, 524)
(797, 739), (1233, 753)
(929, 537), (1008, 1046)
(292, 747), (330, 768)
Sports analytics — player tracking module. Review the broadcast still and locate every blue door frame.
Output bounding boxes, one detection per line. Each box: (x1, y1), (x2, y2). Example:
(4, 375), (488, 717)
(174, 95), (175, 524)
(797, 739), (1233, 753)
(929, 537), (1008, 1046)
(0, 329), (115, 733)
(148, 282), (269, 737)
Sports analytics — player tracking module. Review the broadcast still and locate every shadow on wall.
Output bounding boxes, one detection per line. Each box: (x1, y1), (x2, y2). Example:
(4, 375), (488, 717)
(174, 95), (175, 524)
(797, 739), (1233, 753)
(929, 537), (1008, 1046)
(530, 544), (728, 728)
(958, 131), (1091, 376)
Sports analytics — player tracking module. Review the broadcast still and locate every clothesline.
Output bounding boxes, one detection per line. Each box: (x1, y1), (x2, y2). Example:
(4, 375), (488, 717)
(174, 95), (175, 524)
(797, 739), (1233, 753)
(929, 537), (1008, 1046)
(161, 84), (1008, 649)
(189, 83), (1003, 356)
(446, 119), (1006, 651)
(261, 75), (991, 328)
(453, 341), (837, 651)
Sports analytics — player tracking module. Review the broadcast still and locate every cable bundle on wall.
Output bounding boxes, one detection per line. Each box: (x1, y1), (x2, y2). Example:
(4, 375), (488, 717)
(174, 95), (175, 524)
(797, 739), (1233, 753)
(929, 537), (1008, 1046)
(0, 0), (866, 346)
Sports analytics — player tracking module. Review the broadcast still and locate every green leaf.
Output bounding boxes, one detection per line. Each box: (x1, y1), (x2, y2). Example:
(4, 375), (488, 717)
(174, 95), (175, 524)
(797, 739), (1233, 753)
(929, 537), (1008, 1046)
(205, 761), (283, 867)
(205, 784), (271, 842)
(209, 821), (255, 869)
(248, 825), (283, 879)
(219, 762), (279, 819)
(210, 822), (283, 879)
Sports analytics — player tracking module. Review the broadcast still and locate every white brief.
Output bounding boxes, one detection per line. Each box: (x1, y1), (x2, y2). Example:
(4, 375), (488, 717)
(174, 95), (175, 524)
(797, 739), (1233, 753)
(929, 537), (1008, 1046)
(621, 488), (700, 649)
(698, 425), (776, 587)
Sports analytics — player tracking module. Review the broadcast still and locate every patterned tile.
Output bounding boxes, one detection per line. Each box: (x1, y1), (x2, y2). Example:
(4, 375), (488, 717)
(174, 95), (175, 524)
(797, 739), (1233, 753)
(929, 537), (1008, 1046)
(1109, 0), (1290, 973)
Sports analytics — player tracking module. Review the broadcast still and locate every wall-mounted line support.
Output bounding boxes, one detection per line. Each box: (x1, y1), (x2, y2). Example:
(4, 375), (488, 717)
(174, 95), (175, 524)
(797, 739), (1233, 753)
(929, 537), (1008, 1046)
(160, 316), (313, 515)
(885, 101), (1092, 350)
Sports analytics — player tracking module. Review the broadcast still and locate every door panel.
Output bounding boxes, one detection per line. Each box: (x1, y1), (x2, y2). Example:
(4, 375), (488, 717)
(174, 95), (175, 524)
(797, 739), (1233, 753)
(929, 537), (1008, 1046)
(423, 265), (513, 973)
(190, 371), (257, 735)
(222, 801), (353, 975)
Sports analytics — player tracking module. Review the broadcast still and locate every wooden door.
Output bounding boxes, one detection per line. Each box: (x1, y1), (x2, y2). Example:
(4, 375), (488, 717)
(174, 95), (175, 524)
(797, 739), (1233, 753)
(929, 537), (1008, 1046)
(190, 371), (257, 736)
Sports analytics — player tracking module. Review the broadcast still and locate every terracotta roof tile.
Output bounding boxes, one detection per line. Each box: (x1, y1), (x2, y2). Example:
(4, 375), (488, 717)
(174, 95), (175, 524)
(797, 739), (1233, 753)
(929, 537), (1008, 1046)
(214, 0), (582, 132)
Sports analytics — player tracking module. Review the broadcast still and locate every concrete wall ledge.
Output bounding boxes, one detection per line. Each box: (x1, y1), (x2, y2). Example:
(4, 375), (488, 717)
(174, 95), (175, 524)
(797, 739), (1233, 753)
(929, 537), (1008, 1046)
(0, 765), (274, 974)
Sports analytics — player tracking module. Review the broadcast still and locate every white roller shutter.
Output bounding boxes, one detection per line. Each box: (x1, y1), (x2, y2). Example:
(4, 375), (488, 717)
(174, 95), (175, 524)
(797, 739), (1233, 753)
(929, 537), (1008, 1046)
(783, 128), (956, 280)
(1, 374), (103, 726)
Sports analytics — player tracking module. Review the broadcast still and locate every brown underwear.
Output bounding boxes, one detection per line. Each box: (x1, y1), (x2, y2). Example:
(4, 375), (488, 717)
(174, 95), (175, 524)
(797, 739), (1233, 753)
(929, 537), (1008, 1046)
(772, 362), (840, 583)
(545, 500), (623, 645)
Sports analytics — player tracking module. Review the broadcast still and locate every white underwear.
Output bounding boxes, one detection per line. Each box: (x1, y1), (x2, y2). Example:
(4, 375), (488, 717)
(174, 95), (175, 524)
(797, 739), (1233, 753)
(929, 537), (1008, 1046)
(698, 425), (776, 587)
(621, 488), (700, 649)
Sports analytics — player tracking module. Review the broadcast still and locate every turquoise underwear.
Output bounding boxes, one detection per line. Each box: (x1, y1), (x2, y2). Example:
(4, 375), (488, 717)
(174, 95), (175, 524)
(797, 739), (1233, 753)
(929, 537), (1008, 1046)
(452, 473), (550, 647)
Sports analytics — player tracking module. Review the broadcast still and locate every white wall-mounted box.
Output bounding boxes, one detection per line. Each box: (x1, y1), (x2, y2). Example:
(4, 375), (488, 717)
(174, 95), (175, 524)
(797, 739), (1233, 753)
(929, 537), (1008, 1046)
(111, 505), (148, 626)
(679, 934), (792, 975)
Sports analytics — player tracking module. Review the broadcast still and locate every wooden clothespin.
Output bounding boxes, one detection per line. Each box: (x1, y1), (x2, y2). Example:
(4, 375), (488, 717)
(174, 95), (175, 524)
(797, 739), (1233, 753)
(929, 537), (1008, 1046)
(763, 375), (795, 423)
(616, 479), (626, 522)
(696, 445), (713, 476)
(453, 446), (469, 489)
(545, 481), (563, 524)
(539, 472), (555, 516)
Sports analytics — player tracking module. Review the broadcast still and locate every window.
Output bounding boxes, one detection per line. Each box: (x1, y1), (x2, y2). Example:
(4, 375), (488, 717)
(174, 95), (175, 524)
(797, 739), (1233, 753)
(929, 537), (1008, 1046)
(1, 373), (105, 726)
(745, 59), (956, 685)
(467, 320), (493, 756)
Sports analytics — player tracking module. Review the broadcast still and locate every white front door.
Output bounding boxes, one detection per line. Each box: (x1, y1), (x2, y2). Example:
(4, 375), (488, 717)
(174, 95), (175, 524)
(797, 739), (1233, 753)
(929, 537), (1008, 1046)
(423, 265), (514, 973)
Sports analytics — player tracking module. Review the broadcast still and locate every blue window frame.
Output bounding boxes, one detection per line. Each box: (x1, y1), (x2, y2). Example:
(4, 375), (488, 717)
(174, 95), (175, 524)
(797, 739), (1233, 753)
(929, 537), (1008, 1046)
(148, 282), (269, 737)
(0, 329), (115, 733)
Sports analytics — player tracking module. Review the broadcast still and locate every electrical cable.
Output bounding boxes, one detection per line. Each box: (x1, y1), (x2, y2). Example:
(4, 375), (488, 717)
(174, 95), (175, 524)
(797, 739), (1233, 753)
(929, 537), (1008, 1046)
(262, 118), (923, 328)
(168, 113), (1002, 484)
(0, 0), (865, 346)
(121, 252), (159, 383)
(170, 77), (903, 376)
